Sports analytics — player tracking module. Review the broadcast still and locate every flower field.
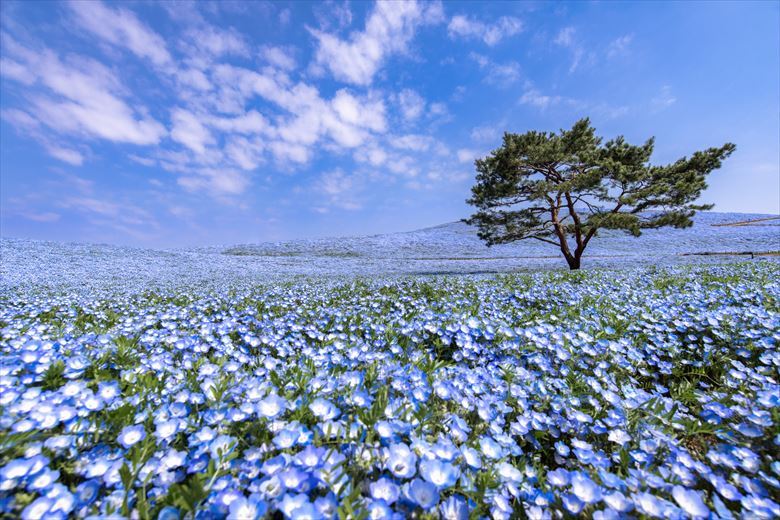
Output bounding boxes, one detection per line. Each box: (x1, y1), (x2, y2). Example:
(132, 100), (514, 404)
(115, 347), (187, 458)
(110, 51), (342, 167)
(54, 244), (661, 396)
(1, 262), (779, 519)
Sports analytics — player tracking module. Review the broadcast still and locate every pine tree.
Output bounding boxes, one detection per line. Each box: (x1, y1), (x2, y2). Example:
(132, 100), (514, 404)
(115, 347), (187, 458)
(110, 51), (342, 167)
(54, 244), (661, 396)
(465, 118), (735, 269)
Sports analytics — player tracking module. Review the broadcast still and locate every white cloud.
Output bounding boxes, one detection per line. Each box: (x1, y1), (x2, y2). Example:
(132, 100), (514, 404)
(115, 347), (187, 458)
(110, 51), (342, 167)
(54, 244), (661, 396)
(178, 168), (249, 196)
(210, 64), (388, 162)
(2, 41), (166, 145)
(310, 0), (443, 86)
(519, 87), (563, 110)
(391, 134), (432, 151)
(447, 14), (523, 46)
(45, 145), (84, 166)
(652, 85), (677, 110)
(554, 26), (576, 47)
(278, 8), (292, 26)
(260, 45), (297, 71)
(314, 0), (354, 31)
(183, 24), (249, 58)
(398, 88), (425, 121)
(0, 57), (36, 84)
(176, 68), (212, 91)
(519, 82), (629, 119)
(470, 124), (501, 143)
(554, 27), (588, 73)
(171, 109), (215, 154)
(607, 34), (633, 59)
(470, 53), (520, 87)
(317, 169), (363, 210)
(68, 0), (172, 66)
(354, 143), (389, 166)
(20, 211), (61, 223)
(210, 111), (270, 135)
(428, 102), (448, 117)
(457, 148), (478, 164)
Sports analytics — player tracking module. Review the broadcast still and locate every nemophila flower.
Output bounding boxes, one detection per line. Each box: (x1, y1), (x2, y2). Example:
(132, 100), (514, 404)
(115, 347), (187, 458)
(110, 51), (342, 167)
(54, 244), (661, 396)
(257, 394), (288, 419)
(386, 444), (417, 480)
(607, 429), (631, 446)
(570, 472), (602, 504)
(210, 435), (236, 460)
(419, 459), (460, 488)
(313, 494), (337, 518)
(370, 478), (400, 504)
(27, 468), (60, 491)
(155, 419), (180, 442)
(478, 436), (504, 460)
(439, 495), (469, 520)
(547, 468), (570, 487)
(157, 506), (180, 520)
(404, 478), (439, 510)
(671, 486), (709, 518)
(603, 491), (632, 512)
(554, 441), (570, 457)
(309, 398), (340, 421)
(118, 425), (146, 449)
(75, 479), (100, 506)
(22, 497), (54, 520)
(561, 493), (583, 514)
(375, 421), (396, 439)
(278, 493), (310, 517)
(367, 499), (393, 519)
(273, 428), (300, 450)
(227, 496), (267, 519)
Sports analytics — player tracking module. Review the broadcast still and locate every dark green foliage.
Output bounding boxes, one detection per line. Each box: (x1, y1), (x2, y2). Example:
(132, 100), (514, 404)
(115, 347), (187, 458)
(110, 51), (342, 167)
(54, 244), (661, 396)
(465, 118), (735, 269)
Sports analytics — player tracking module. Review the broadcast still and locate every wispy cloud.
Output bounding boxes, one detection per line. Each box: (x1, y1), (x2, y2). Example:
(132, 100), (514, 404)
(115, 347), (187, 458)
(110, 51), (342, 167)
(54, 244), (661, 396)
(519, 82), (629, 119)
(519, 86), (564, 110)
(470, 53), (521, 87)
(607, 34), (633, 59)
(68, 0), (172, 66)
(259, 45), (297, 71)
(554, 26), (590, 73)
(447, 14), (523, 46)
(316, 169), (364, 211)
(398, 88), (426, 121)
(470, 124), (502, 143)
(652, 85), (677, 110)
(0, 36), (166, 145)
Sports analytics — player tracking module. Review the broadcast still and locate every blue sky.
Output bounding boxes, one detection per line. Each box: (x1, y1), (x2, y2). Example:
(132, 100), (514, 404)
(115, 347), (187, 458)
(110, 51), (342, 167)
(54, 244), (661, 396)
(1, 1), (778, 247)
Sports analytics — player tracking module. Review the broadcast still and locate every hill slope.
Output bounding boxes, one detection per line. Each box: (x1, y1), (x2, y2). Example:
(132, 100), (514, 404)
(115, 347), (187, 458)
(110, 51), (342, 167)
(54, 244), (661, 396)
(1, 212), (778, 290)
(223, 211), (779, 260)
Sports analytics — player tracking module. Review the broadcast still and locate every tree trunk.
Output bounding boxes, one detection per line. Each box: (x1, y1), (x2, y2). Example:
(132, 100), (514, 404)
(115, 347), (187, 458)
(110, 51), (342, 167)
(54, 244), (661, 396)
(566, 255), (581, 270)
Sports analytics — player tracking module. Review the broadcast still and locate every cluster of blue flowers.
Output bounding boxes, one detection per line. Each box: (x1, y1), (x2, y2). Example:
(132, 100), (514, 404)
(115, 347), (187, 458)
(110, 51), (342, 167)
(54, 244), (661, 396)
(0, 262), (778, 519)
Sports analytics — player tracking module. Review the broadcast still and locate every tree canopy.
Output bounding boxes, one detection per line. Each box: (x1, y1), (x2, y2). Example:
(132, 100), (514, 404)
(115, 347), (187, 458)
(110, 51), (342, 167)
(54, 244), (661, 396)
(465, 118), (736, 269)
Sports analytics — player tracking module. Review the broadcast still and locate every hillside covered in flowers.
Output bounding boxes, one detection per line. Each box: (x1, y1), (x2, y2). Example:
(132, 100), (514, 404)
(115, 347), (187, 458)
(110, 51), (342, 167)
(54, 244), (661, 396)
(1, 258), (778, 519)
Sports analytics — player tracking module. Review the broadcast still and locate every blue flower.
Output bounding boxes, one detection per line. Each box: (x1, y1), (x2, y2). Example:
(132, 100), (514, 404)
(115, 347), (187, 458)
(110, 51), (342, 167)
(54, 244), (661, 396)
(118, 425), (146, 449)
(257, 394), (288, 419)
(227, 496), (267, 520)
(570, 472), (602, 504)
(370, 477), (400, 504)
(547, 468), (570, 487)
(309, 398), (340, 421)
(419, 459), (459, 488)
(562, 493), (583, 514)
(404, 478), (439, 510)
(209, 435), (236, 459)
(386, 444), (417, 480)
(157, 506), (180, 520)
(439, 495), (469, 520)
(22, 497), (53, 520)
(671, 486), (710, 518)
(155, 419), (180, 442)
